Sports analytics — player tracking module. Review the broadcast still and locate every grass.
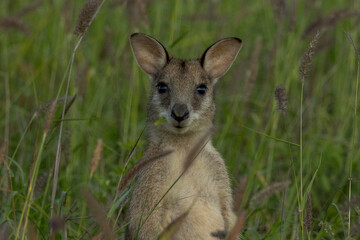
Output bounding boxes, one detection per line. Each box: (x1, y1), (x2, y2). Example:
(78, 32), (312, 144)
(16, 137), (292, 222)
(0, 0), (360, 239)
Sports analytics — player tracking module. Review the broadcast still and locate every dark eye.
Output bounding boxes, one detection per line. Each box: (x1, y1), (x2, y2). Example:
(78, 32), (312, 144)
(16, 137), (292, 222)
(157, 82), (168, 94)
(196, 84), (207, 95)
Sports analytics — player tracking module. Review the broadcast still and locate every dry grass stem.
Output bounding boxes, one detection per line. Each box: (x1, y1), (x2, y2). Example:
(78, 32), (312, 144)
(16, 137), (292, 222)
(34, 95), (75, 117)
(28, 128), (40, 187)
(233, 175), (248, 213)
(74, 0), (100, 36)
(28, 222), (39, 240)
(271, 0), (287, 23)
(34, 172), (49, 198)
(289, 0), (297, 30)
(295, 224), (299, 240)
(61, 0), (73, 33)
(91, 232), (103, 240)
(0, 140), (16, 225)
(183, 128), (213, 173)
(49, 216), (65, 236)
(111, 127), (144, 209)
(211, 230), (226, 239)
(90, 139), (103, 179)
(43, 102), (57, 135)
(158, 211), (189, 240)
(123, 127), (145, 165)
(117, 150), (173, 193)
(250, 181), (290, 207)
(75, 62), (89, 97)
(0, 222), (10, 240)
(0, 17), (29, 35)
(122, 0), (150, 28)
(275, 85), (288, 114)
(280, 166), (292, 240)
(340, 195), (360, 213)
(351, 220), (360, 236)
(14, 1), (42, 18)
(243, 37), (262, 102)
(344, 30), (359, 59)
(299, 31), (320, 83)
(82, 189), (116, 240)
(303, 9), (360, 38)
(4, 75), (10, 157)
(0, 140), (8, 168)
(51, 0), (105, 217)
(228, 210), (246, 240)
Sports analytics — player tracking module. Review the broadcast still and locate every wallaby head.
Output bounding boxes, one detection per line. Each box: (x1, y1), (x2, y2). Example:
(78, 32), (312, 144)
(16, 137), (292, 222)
(130, 33), (242, 136)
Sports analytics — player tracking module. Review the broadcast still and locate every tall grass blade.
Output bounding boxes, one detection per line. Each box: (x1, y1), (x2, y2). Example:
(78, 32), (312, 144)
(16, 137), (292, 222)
(300, 155), (321, 212)
(82, 189), (116, 240)
(344, 30), (359, 239)
(50, 0), (106, 217)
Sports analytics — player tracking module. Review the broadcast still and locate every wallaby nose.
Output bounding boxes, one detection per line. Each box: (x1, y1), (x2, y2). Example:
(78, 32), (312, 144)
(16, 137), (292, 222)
(171, 103), (189, 122)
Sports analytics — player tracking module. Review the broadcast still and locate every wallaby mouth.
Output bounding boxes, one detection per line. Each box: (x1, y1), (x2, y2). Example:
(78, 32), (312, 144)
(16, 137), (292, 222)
(168, 117), (191, 133)
(173, 121), (187, 129)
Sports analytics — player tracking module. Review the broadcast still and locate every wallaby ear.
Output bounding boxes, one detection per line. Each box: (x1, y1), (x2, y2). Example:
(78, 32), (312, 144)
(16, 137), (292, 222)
(200, 37), (242, 80)
(130, 33), (171, 76)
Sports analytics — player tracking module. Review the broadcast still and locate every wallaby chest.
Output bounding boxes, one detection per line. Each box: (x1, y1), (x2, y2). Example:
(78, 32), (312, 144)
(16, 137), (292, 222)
(143, 143), (221, 206)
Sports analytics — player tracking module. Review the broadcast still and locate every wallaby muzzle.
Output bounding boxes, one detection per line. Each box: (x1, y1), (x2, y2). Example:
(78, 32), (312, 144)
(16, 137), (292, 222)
(171, 103), (189, 122)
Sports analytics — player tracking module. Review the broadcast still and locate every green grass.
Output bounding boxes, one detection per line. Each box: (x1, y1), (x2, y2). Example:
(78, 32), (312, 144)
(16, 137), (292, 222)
(0, 0), (360, 239)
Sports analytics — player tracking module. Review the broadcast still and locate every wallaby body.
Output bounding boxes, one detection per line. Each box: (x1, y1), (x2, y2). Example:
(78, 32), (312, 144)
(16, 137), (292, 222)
(127, 33), (242, 239)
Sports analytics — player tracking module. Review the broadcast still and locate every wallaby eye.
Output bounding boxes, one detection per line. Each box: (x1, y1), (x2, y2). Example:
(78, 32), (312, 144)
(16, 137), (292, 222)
(196, 84), (207, 95)
(157, 82), (168, 94)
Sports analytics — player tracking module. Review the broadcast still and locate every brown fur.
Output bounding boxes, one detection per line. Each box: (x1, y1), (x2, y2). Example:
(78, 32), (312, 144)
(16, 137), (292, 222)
(127, 33), (242, 239)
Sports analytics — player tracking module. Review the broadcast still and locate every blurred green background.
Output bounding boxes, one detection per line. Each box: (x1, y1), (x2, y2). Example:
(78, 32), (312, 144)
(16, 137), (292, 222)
(0, 0), (359, 239)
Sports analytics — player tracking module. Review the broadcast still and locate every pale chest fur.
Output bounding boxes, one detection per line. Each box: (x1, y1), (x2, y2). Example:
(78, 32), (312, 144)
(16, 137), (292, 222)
(160, 144), (221, 204)
(142, 142), (227, 232)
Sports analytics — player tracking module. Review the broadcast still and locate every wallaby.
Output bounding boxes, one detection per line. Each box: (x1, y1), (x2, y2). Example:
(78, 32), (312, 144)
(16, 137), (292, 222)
(127, 33), (242, 239)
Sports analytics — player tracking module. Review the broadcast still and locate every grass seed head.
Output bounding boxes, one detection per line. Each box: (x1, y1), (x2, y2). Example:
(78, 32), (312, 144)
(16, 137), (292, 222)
(90, 139), (103, 179)
(304, 193), (313, 233)
(0, 140), (8, 168)
(34, 172), (49, 198)
(74, 0), (100, 36)
(299, 31), (320, 83)
(275, 85), (288, 114)
(250, 181), (290, 207)
(43, 102), (56, 134)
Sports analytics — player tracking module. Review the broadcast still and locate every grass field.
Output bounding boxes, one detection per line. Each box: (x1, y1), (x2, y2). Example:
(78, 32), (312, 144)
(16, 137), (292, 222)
(0, 0), (359, 239)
